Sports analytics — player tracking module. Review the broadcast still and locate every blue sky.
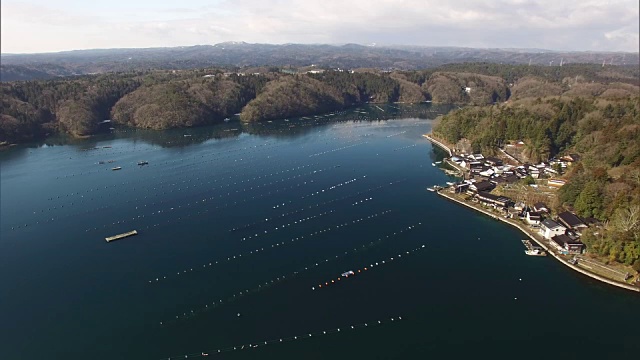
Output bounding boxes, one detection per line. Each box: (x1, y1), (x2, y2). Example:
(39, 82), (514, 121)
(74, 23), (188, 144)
(2, 0), (638, 53)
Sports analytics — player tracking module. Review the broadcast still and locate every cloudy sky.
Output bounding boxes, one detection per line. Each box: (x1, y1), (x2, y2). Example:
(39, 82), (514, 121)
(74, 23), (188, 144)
(2, 0), (638, 54)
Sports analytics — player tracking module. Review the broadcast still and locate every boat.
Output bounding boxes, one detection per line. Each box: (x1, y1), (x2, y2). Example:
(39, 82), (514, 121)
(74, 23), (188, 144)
(446, 181), (455, 186)
(224, 118), (230, 122)
(525, 249), (546, 256)
(435, 161), (442, 164)
(183, 134), (192, 137)
(137, 161), (148, 166)
(427, 187), (436, 192)
(432, 162), (436, 166)
(111, 167), (122, 171)
(341, 270), (355, 277)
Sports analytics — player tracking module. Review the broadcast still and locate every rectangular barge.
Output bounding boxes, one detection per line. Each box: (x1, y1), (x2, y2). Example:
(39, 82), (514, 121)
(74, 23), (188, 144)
(105, 230), (138, 242)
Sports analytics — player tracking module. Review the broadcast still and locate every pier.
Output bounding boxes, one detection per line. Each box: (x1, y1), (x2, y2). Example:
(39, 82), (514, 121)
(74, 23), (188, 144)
(105, 230), (138, 242)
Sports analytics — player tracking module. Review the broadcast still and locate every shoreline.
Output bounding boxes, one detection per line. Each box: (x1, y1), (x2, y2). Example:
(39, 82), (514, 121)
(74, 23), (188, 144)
(421, 134), (452, 156)
(436, 190), (639, 293)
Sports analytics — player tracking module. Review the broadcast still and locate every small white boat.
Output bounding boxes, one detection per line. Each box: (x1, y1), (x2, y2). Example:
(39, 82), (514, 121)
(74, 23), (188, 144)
(432, 162), (436, 166)
(341, 271), (355, 277)
(224, 118), (230, 122)
(435, 161), (442, 164)
(427, 187), (435, 192)
(111, 167), (122, 171)
(525, 249), (546, 256)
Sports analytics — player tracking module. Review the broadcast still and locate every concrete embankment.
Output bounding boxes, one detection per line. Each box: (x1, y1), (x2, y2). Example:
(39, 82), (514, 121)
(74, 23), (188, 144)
(437, 191), (639, 293)
(422, 134), (452, 156)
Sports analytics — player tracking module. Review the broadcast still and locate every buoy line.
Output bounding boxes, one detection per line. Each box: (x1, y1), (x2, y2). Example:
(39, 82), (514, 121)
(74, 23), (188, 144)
(46, 153), (290, 204)
(82, 166), (339, 234)
(148, 210), (394, 286)
(28, 154), (300, 228)
(386, 131), (407, 138)
(392, 144), (418, 151)
(160, 222), (421, 324)
(159, 316), (403, 359)
(313, 244), (426, 290)
(237, 210), (336, 242)
(88, 172), (329, 234)
(308, 142), (368, 157)
(229, 179), (405, 233)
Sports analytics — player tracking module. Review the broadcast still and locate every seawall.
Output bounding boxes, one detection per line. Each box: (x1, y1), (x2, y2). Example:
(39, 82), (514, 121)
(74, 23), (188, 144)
(437, 191), (639, 293)
(422, 134), (452, 157)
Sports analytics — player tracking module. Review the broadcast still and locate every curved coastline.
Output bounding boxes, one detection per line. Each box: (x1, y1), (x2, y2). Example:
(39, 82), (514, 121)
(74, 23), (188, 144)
(424, 135), (639, 293)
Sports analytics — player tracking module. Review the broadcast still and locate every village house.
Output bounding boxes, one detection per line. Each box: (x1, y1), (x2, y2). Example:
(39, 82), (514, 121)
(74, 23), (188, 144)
(484, 157), (503, 167)
(547, 179), (566, 188)
(557, 211), (588, 231)
(526, 211), (542, 225)
(476, 192), (512, 208)
(550, 234), (585, 255)
(560, 154), (581, 165)
(540, 219), (567, 239)
(533, 202), (549, 213)
(470, 180), (495, 193)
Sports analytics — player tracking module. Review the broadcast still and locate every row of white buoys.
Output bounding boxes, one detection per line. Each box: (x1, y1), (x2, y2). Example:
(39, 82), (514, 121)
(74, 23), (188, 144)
(296, 176), (366, 202)
(40, 147), (296, 222)
(314, 243), (426, 290)
(352, 197), (373, 206)
(386, 131), (407, 138)
(308, 142), (367, 157)
(84, 165), (339, 233)
(148, 210), (394, 285)
(239, 210), (336, 242)
(161, 316), (403, 359)
(163, 223), (423, 323)
(89, 175), (325, 233)
(230, 179), (405, 233)
(393, 144), (417, 151)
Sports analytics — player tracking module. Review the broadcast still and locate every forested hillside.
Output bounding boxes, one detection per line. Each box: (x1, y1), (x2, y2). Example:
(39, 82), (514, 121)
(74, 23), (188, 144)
(1, 64), (638, 147)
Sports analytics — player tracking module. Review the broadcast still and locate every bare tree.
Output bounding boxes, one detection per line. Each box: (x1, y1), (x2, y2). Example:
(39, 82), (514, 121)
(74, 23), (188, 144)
(612, 205), (640, 239)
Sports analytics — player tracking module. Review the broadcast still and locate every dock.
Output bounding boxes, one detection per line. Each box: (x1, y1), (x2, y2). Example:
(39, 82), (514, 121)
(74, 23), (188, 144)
(105, 230), (138, 242)
(522, 239), (546, 255)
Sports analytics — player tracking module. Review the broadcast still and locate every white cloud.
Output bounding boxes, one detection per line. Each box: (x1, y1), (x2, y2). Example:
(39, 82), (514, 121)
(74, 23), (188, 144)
(1, 0), (638, 53)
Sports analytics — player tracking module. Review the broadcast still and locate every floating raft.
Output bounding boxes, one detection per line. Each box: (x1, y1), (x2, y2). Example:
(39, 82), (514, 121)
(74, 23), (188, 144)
(105, 230), (138, 242)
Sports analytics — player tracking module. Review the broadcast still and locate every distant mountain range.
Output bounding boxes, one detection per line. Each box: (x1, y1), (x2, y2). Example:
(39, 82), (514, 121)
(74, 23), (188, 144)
(2, 43), (638, 81)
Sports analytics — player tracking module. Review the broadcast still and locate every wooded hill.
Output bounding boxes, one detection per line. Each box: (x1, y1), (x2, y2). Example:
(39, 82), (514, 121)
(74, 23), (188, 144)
(433, 90), (640, 268)
(1, 64), (638, 146)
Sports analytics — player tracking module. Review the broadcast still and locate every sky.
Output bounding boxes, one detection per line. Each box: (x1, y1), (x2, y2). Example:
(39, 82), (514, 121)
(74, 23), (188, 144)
(1, 0), (639, 54)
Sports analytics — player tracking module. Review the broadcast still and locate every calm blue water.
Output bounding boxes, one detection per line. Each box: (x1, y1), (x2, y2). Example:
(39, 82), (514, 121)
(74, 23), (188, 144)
(1, 104), (638, 359)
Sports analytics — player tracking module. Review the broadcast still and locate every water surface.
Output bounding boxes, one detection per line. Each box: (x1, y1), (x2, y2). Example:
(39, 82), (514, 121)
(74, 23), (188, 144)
(1, 104), (638, 359)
